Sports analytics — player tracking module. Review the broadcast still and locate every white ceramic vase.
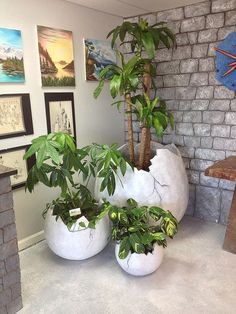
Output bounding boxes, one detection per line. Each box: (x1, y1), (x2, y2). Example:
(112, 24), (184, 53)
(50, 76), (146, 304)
(115, 243), (164, 276)
(44, 209), (110, 260)
(95, 142), (189, 222)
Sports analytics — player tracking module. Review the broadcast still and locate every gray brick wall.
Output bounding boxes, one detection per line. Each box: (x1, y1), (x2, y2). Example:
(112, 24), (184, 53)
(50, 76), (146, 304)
(0, 176), (22, 314)
(124, 0), (236, 224)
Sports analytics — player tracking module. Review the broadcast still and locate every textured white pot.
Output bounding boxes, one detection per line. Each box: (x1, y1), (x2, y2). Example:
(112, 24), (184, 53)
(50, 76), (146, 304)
(44, 209), (110, 260)
(115, 243), (164, 276)
(95, 142), (189, 221)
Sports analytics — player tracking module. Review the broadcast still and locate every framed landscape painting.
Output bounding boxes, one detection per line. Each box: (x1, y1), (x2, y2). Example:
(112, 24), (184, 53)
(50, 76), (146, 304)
(0, 145), (35, 189)
(84, 38), (116, 81)
(44, 92), (76, 141)
(0, 27), (25, 83)
(0, 94), (34, 139)
(37, 25), (75, 87)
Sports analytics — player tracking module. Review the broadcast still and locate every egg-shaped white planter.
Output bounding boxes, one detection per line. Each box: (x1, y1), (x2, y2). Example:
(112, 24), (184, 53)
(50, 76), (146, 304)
(115, 243), (164, 276)
(44, 209), (110, 260)
(95, 142), (189, 222)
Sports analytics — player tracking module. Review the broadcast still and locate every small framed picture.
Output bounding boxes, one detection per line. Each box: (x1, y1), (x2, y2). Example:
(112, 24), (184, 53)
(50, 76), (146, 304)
(84, 38), (116, 81)
(0, 94), (34, 139)
(0, 145), (35, 189)
(44, 92), (76, 141)
(0, 27), (25, 83)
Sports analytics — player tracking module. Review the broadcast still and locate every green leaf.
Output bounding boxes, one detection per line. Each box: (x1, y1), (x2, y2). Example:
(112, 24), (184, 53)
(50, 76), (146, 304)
(94, 80), (105, 99)
(46, 142), (60, 165)
(88, 221), (96, 229)
(124, 55), (140, 73)
(141, 32), (155, 59)
(79, 222), (86, 228)
(50, 171), (58, 187)
(159, 32), (170, 49)
(110, 75), (121, 98)
(141, 233), (155, 245)
(119, 24), (127, 42)
(127, 198), (138, 207)
(23, 139), (44, 160)
(129, 233), (145, 253)
(100, 176), (109, 192)
(36, 144), (47, 168)
(128, 75), (139, 89)
(152, 232), (166, 242)
(153, 116), (164, 137)
(110, 26), (120, 48)
(120, 158), (127, 176)
(118, 237), (131, 259)
(65, 134), (76, 152)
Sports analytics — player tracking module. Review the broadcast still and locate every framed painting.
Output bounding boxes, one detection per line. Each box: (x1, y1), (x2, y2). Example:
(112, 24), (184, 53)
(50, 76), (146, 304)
(0, 27), (25, 83)
(0, 93), (34, 139)
(37, 25), (75, 87)
(215, 32), (236, 91)
(84, 38), (116, 81)
(44, 92), (76, 141)
(0, 145), (35, 189)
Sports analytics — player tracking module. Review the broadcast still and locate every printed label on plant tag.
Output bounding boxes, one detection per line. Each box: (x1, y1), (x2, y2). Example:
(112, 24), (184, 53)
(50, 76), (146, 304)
(69, 215), (89, 232)
(69, 208), (81, 217)
(77, 216), (89, 226)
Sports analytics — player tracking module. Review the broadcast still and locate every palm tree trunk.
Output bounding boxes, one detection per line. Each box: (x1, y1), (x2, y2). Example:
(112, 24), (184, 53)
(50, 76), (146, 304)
(138, 126), (151, 170)
(138, 63), (151, 170)
(125, 93), (135, 165)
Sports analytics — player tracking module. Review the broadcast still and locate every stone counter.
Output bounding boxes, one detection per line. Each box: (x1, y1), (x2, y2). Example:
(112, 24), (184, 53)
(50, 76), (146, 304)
(0, 165), (23, 314)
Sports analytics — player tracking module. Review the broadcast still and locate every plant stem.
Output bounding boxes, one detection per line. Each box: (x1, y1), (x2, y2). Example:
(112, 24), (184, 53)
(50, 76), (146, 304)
(138, 63), (151, 169)
(125, 93), (135, 165)
(138, 126), (151, 170)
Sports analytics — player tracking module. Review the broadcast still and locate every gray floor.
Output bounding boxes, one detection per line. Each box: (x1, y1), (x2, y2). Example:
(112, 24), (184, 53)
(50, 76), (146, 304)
(18, 216), (236, 314)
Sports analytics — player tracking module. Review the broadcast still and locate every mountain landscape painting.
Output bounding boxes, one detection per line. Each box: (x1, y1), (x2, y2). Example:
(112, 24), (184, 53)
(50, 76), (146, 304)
(84, 39), (116, 81)
(37, 26), (75, 86)
(0, 27), (25, 83)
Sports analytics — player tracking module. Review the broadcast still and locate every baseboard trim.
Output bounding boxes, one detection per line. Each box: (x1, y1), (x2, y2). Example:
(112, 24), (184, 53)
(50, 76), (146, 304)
(18, 230), (45, 251)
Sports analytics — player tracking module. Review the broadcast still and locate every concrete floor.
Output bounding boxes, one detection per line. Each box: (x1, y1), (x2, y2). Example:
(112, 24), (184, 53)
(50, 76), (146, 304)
(18, 216), (236, 314)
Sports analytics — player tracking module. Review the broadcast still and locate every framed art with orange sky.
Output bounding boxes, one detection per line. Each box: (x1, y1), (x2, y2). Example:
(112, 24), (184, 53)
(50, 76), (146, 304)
(37, 25), (75, 86)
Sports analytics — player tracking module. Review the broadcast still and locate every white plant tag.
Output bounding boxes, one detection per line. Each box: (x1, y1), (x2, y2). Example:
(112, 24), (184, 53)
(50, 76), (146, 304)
(70, 216), (89, 232)
(77, 216), (89, 227)
(69, 208), (81, 217)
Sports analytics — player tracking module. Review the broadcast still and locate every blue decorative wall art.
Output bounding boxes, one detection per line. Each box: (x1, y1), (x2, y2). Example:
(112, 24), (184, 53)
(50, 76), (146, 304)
(215, 32), (236, 91)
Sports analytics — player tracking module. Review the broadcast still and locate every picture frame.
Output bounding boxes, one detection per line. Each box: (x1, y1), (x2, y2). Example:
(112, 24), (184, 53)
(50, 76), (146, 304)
(0, 145), (35, 189)
(0, 27), (25, 83)
(0, 93), (34, 139)
(44, 92), (76, 141)
(37, 25), (75, 87)
(84, 38), (116, 81)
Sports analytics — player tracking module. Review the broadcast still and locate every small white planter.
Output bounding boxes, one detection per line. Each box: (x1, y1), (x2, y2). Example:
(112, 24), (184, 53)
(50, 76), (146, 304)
(115, 243), (164, 276)
(44, 209), (110, 260)
(95, 142), (189, 222)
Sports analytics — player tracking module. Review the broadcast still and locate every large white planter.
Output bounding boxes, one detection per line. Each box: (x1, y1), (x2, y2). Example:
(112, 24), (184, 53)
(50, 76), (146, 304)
(95, 142), (189, 222)
(115, 243), (164, 276)
(44, 209), (110, 260)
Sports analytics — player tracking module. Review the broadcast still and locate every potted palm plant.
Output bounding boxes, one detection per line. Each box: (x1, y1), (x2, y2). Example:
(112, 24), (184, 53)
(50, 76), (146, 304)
(94, 19), (189, 221)
(24, 132), (129, 260)
(100, 198), (178, 276)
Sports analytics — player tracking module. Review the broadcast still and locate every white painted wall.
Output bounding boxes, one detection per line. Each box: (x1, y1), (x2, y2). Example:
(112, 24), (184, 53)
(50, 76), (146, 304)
(0, 0), (123, 248)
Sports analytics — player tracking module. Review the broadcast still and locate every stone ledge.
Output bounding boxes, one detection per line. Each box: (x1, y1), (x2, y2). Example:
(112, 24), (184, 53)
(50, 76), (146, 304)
(0, 166), (17, 179)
